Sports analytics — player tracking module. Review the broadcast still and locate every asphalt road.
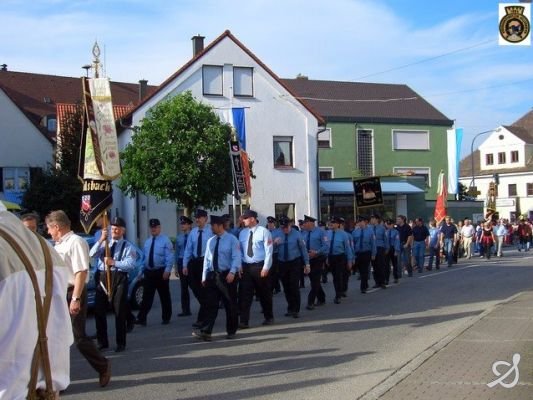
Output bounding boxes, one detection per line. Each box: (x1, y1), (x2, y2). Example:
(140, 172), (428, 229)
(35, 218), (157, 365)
(62, 248), (533, 400)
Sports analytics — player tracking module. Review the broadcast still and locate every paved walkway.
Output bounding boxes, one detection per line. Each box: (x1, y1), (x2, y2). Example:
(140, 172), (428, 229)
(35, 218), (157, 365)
(360, 289), (533, 399)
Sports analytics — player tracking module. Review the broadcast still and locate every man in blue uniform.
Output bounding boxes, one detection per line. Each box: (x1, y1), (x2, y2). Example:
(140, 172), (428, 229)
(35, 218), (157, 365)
(301, 215), (329, 309)
(370, 214), (388, 288)
(90, 217), (137, 352)
(352, 216), (376, 293)
(183, 209), (214, 328)
(384, 219), (401, 283)
(136, 218), (174, 326)
(192, 215), (241, 341)
(238, 209), (274, 328)
(266, 216), (282, 294)
(327, 216), (354, 304)
(174, 216), (193, 317)
(274, 216), (310, 318)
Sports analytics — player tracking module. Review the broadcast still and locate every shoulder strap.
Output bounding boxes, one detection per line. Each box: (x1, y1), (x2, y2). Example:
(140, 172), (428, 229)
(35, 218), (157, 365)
(0, 228), (55, 400)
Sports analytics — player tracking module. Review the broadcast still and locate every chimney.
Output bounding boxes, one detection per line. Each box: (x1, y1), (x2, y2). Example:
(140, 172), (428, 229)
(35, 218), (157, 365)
(1, 64), (7, 72)
(139, 79), (148, 102)
(191, 35), (205, 57)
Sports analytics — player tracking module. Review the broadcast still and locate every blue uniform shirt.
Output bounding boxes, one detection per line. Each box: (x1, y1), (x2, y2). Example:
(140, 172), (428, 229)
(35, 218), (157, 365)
(303, 227), (330, 256)
(386, 227), (401, 253)
(183, 225), (214, 267)
(239, 225), (273, 269)
(372, 223), (389, 249)
(174, 231), (190, 268)
(269, 227), (282, 254)
(429, 226), (440, 247)
(327, 229), (354, 262)
(352, 225), (377, 257)
(275, 228), (310, 265)
(202, 231), (241, 281)
(90, 238), (137, 273)
(143, 234), (174, 273)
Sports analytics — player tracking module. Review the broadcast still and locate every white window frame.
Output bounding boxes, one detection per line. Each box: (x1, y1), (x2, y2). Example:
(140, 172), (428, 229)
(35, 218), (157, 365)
(273, 136), (294, 168)
(318, 128), (332, 148)
(392, 129), (430, 151)
(2, 167), (30, 192)
(319, 167), (334, 180)
(233, 66), (253, 97)
(202, 65), (223, 96)
(393, 166), (431, 187)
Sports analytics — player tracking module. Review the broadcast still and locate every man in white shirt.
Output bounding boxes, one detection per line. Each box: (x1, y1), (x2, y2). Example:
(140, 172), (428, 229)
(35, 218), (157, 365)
(494, 219), (508, 257)
(460, 219), (476, 259)
(0, 203), (72, 399)
(45, 210), (111, 388)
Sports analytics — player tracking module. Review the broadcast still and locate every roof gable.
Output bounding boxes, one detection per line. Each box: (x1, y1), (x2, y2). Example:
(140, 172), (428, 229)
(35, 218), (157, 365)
(281, 78), (453, 126)
(125, 30), (324, 125)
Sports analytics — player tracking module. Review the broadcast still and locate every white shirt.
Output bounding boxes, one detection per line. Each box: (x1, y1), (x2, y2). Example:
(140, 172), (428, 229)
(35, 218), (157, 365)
(54, 231), (90, 285)
(461, 225), (475, 238)
(0, 209), (73, 399)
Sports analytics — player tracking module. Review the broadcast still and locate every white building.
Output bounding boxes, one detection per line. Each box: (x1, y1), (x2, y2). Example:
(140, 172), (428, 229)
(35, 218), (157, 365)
(459, 111), (533, 221)
(117, 31), (323, 243)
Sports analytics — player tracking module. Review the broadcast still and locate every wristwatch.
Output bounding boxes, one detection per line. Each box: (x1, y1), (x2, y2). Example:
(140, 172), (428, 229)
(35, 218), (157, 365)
(71, 296), (80, 302)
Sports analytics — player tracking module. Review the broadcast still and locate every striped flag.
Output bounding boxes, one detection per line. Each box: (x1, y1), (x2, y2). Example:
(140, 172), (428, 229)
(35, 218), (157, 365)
(434, 171), (448, 224)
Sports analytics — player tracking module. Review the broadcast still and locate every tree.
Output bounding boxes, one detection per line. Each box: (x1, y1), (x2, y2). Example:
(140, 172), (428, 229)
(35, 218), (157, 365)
(22, 104), (84, 230)
(118, 91), (233, 215)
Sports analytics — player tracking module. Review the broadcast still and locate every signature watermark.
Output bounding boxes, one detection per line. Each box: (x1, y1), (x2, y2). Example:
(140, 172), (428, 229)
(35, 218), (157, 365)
(487, 353), (521, 388)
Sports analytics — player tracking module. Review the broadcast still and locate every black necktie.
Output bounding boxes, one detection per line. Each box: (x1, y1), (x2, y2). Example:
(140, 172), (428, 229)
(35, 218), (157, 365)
(110, 241), (117, 257)
(307, 232), (311, 250)
(329, 231), (336, 255)
(148, 236), (155, 268)
(284, 233), (289, 260)
(183, 234), (188, 255)
(213, 236), (220, 271)
(359, 230), (364, 251)
(247, 230), (254, 258)
(197, 230), (203, 258)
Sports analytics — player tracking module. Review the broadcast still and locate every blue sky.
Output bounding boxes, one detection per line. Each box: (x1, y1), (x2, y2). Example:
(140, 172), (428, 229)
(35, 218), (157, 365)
(1, 0), (532, 157)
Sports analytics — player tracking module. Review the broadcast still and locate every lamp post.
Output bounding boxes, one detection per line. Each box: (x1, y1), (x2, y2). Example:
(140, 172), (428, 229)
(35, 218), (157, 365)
(470, 129), (496, 191)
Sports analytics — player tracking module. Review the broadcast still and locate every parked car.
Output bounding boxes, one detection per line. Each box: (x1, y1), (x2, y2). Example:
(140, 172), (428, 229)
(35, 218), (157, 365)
(82, 234), (146, 310)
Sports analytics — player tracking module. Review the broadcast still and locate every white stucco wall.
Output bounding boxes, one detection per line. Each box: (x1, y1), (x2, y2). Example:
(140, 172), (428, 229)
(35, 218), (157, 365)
(0, 90), (53, 168)
(116, 35), (319, 244)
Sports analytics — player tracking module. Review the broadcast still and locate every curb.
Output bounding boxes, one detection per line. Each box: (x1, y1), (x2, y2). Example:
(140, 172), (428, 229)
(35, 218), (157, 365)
(357, 291), (525, 400)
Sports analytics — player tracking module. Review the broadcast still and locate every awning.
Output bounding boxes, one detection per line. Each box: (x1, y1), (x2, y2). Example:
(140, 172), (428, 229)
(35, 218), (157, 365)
(320, 180), (424, 195)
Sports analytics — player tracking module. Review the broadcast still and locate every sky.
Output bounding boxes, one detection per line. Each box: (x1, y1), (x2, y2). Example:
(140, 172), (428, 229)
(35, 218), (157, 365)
(1, 0), (532, 158)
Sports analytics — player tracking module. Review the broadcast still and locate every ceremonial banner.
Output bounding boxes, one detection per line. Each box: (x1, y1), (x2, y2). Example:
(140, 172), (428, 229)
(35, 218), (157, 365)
(78, 77), (121, 233)
(447, 128), (462, 195)
(353, 177), (383, 208)
(434, 171), (448, 224)
(229, 140), (248, 199)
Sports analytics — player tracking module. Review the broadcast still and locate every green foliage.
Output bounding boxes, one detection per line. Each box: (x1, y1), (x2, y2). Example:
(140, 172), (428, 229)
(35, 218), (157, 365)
(22, 103), (84, 230)
(119, 91), (233, 213)
(458, 182), (469, 200)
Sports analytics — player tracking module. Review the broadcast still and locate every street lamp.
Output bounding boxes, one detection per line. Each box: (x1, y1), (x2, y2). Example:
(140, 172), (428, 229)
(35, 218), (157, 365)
(470, 129), (497, 190)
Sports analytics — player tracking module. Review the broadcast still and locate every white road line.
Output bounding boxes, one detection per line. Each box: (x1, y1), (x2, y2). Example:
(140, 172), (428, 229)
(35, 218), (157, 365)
(418, 264), (481, 278)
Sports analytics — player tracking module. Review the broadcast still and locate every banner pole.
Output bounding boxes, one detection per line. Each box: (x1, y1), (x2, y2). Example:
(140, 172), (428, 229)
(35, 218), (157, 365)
(103, 210), (113, 301)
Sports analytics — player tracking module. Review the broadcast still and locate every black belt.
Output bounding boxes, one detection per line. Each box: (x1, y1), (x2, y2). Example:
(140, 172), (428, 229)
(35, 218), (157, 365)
(278, 258), (300, 264)
(243, 261), (264, 266)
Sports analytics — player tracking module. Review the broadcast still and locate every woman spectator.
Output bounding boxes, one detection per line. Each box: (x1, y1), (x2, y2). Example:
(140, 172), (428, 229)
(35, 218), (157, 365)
(480, 221), (496, 260)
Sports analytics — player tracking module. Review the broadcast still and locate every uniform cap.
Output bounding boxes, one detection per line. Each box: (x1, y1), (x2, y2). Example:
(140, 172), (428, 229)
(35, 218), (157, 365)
(330, 216), (343, 224)
(194, 209), (208, 218)
(279, 215), (292, 227)
(149, 218), (160, 227)
(303, 215), (316, 223)
(266, 216), (277, 223)
(111, 217), (126, 228)
(210, 215), (225, 225)
(179, 216), (193, 224)
(242, 209), (258, 219)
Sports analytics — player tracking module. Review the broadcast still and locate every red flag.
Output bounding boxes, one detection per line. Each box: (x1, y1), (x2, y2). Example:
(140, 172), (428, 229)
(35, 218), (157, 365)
(434, 171), (447, 224)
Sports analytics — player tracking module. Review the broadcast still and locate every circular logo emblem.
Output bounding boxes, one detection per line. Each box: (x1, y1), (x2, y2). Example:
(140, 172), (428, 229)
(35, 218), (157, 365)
(500, 6), (531, 43)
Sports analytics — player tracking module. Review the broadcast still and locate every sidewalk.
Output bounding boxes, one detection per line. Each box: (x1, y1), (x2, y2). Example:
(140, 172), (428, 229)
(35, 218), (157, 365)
(361, 290), (533, 400)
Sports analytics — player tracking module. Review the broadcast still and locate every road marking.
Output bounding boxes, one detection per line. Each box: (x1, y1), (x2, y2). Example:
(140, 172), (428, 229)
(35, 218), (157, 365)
(418, 264), (480, 278)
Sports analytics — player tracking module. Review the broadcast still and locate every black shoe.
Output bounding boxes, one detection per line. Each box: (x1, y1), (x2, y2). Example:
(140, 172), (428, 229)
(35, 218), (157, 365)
(134, 319), (146, 326)
(238, 322), (249, 329)
(380, 284), (387, 289)
(114, 345), (125, 353)
(161, 320), (170, 325)
(341, 292), (347, 298)
(292, 313), (299, 319)
(393, 279), (399, 284)
(126, 321), (135, 333)
(315, 301), (325, 307)
(178, 312), (192, 317)
(226, 333), (236, 339)
(322, 277), (328, 284)
(361, 289), (367, 294)
(334, 297), (340, 304)
(372, 284), (380, 289)
(262, 318), (274, 326)
(306, 304), (315, 310)
(97, 344), (109, 351)
(192, 330), (212, 342)
(284, 312), (294, 317)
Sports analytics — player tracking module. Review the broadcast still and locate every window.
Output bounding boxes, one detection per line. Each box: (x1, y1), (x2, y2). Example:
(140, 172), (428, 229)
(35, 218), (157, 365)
(275, 203), (295, 220)
(508, 184), (517, 197)
(498, 152), (506, 164)
(357, 129), (374, 176)
(202, 65), (223, 96)
(319, 167), (334, 180)
(486, 153), (494, 165)
(393, 167), (431, 187)
(392, 130), (429, 150)
(511, 150), (519, 163)
(273, 136), (293, 168)
(233, 67), (253, 97)
(318, 128), (332, 148)
(527, 183), (533, 196)
(2, 167), (29, 197)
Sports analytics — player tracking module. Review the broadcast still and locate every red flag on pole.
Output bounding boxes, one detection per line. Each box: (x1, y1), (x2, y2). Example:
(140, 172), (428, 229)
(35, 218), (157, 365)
(434, 170), (448, 224)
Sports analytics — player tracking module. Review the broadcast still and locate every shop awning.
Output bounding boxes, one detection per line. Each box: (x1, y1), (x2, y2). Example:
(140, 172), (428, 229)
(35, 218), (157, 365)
(320, 180), (424, 195)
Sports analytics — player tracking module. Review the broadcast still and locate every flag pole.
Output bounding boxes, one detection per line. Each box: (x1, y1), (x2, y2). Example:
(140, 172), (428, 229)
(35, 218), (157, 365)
(103, 210), (112, 301)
